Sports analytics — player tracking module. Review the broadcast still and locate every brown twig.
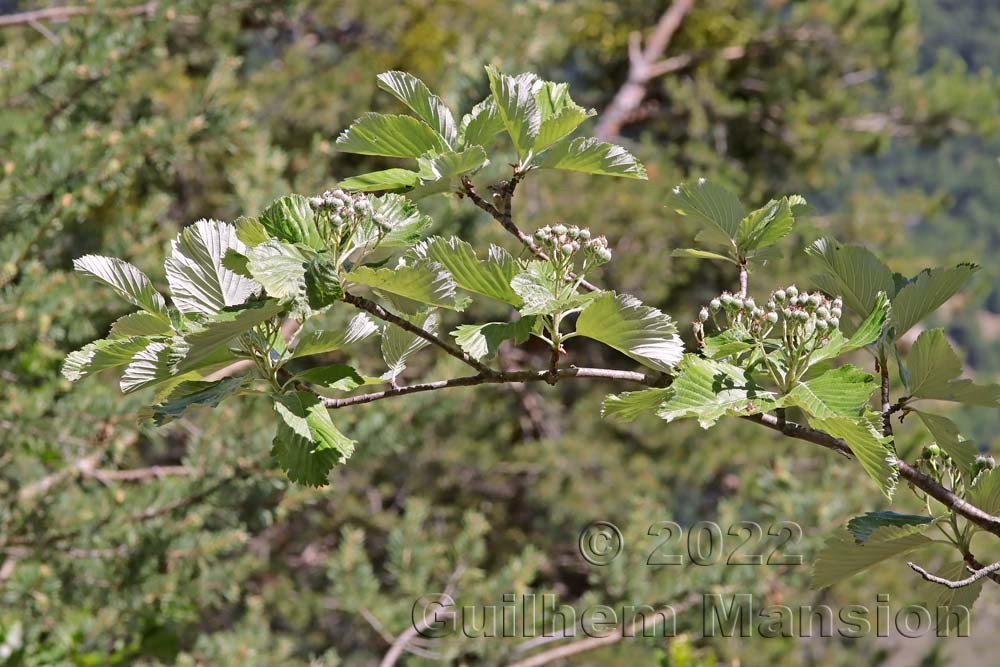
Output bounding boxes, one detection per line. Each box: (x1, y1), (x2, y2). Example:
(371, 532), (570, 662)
(342, 292), (496, 376)
(593, 0), (694, 141)
(0, 2), (157, 27)
(459, 176), (599, 292)
(321, 367), (661, 409)
(908, 560), (1000, 589)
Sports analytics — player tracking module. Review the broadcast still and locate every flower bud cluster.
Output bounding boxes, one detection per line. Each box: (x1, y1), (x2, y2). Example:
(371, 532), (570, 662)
(696, 285), (845, 345)
(309, 189), (388, 229)
(532, 224), (612, 265)
(770, 285), (842, 332)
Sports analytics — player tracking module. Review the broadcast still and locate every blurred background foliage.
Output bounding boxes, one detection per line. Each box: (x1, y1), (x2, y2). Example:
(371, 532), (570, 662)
(2, 0), (999, 664)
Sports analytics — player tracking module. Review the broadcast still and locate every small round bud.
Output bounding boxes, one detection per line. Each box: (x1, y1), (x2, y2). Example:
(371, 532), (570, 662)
(600, 248), (612, 262)
(710, 298), (722, 311)
(816, 319), (829, 331)
(745, 298), (756, 310)
(774, 290), (786, 302)
(786, 285), (799, 298)
(561, 243), (574, 255)
(699, 307), (710, 322)
(534, 230), (546, 242)
(552, 224), (567, 235)
(809, 294), (822, 308)
(579, 228), (591, 240)
(816, 306), (830, 318)
(925, 444), (942, 458)
(831, 307), (842, 318)
(721, 294), (735, 306)
(828, 317), (840, 328)
(766, 311), (779, 323)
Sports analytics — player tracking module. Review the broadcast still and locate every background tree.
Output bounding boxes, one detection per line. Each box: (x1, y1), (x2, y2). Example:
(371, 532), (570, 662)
(2, 1), (1000, 665)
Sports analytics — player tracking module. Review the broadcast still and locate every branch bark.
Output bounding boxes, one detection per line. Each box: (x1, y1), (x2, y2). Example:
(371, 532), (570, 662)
(593, 0), (695, 141)
(908, 560), (1000, 589)
(343, 292), (497, 376)
(320, 367), (661, 409)
(502, 597), (696, 667)
(460, 177), (599, 292)
(0, 2), (158, 27)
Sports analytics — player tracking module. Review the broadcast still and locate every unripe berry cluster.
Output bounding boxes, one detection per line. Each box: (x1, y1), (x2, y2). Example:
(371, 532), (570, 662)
(532, 224), (612, 265)
(770, 285), (842, 332)
(309, 189), (388, 229)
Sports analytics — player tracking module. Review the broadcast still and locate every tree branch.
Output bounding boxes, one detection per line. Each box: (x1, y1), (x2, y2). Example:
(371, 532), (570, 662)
(502, 596), (697, 667)
(0, 2), (158, 27)
(321, 367), (662, 409)
(908, 560), (1000, 589)
(460, 177), (599, 292)
(744, 413), (1000, 537)
(342, 292), (497, 376)
(593, 0), (695, 140)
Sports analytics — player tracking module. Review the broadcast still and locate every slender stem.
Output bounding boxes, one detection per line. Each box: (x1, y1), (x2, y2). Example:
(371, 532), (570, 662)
(320, 367), (663, 409)
(908, 559), (1000, 589)
(460, 176), (600, 292)
(878, 351), (894, 439)
(342, 292), (497, 377)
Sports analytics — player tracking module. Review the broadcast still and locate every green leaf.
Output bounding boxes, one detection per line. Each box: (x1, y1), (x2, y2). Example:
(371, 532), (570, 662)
(234, 215), (270, 247)
(63, 337), (152, 382)
(271, 392), (355, 486)
(120, 341), (175, 393)
(602, 388), (672, 422)
(971, 468), (1000, 514)
(701, 329), (756, 359)
(666, 179), (745, 248)
(411, 237), (522, 306)
(846, 511), (935, 543)
(485, 66), (540, 159)
(164, 219), (261, 315)
(532, 81), (595, 152)
(381, 311), (437, 381)
(246, 240), (308, 305)
(890, 264), (979, 339)
(120, 339), (236, 394)
(907, 329), (1000, 406)
(73, 255), (168, 318)
(810, 292), (890, 364)
(336, 112), (449, 158)
(259, 194), (327, 251)
(536, 137), (646, 179)
(339, 168), (421, 193)
(777, 365), (877, 419)
(108, 311), (172, 338)
(913, 410), (978, 474)
(575, 292), (683, 373)
(811, 414), (897, 498)
(173, 301), (284, 373)
(811, 525), (933, 589)
(736, 197), (798, 254)
(670, 248), (738, 264)
(352, 193), (432, 249)
(807, 238), (895, 317)
(376, 70), (458, 146)
(294, 364), (364, 392)
(346, 261), (466, 311)
(290, 314), (378, 359)
(221, 248), (253, 280)
(416, 146), (488, 182)
(304, 253), (343, 311)
(460, 97), (505, 148)
(147, 376), (245, 426)
(451, 317), (535, 361)
(509, 261), (595, 316)
(912, 561), (983, 635)
(655, 355), (776, 428)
